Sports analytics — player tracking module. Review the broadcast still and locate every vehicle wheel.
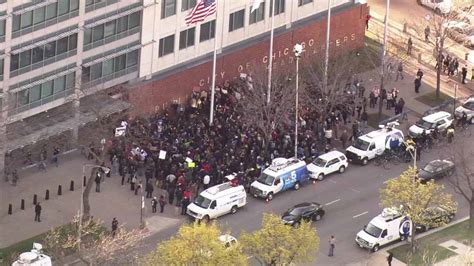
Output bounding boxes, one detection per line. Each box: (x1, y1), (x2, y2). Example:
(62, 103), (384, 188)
(230, 205), (238, 214)
(267, 193), (273, 201)
(447, 169), (454, 176)
(202, 215), (210, 223)
(470, 117), (474, 124)
(294, 182), (300, 190)
(313, 213), (322, 221)
(362, 158), (368, 165)
(318, 173), (325, 181)
(372, 245), (380, 252)
(339, 166), (346, 173)
(293, 222), (300, 228)
(400, 234), (407, 241)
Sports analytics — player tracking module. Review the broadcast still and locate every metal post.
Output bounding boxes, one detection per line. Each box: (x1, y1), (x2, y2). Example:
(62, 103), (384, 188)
(140, 195), (144, 227)
(453, 84), (458, 115)
(267, 1), (275, 104)
(379, 0), (390, 119)
(295, 57), (299, 158)
(323, 0), (332, 93)
(79, 165), (85, 252)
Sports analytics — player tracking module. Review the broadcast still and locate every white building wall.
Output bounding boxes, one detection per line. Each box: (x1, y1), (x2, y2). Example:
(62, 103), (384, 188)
(139, 0), (353, 78)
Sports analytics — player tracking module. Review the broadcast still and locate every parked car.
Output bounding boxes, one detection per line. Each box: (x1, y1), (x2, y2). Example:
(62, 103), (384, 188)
(281, 202), (325, 227)
(219, 234), (238, 248)
(408, 111), (453, 138)
(418, 159), (455, 183)
(445, 21), (474, 48)
(455, 97), (474, 123)
(415, 206), (456, 232)
(307, 150), (348, 181)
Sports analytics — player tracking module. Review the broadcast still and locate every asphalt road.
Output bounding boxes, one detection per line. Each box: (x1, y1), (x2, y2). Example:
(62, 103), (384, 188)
(137, 125), (473, 266)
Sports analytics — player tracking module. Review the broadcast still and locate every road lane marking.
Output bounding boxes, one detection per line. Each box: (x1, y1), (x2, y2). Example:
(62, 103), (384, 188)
(325, 199), (341, 206)
(353, 211), (368, 218)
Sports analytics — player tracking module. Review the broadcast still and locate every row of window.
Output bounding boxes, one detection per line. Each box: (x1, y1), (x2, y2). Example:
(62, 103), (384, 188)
(159, 19), (215, 57)
(162, 0), (197, 19)
(82, 50), (139, 83)
(84, 12), (141, 46)
(10, 33), (78, 72)
(15, 72), (76, 108)
(13, 0), (79, 32)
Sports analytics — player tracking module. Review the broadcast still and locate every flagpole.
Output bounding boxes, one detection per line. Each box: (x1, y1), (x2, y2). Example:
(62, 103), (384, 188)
(209, 2), (219, 126)
(266, 1), (275, 104)
(323, 0), (332, 93)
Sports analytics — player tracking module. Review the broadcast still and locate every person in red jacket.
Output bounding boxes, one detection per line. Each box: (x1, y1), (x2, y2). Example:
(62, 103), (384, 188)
(366, 13), (371, 30)
(181, 188), (192, 215)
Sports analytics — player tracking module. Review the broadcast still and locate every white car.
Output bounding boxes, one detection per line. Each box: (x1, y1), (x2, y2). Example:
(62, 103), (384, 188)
(408, 111), (453, 138)
(455, 97), (474, 124)
(307, 151), (348, 181)
(418, 0), (452, 14)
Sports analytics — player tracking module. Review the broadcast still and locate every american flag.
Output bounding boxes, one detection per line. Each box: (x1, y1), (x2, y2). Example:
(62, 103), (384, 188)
(185, 0), (217, 25)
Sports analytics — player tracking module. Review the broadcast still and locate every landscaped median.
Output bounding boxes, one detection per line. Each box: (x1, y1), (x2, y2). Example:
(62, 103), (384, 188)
(388, 217), (472, 265)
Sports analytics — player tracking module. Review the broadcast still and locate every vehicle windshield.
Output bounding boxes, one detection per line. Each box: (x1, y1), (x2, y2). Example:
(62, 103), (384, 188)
(288, 208), (305, 216)
(462, 103), (474, 110)
(353, 138), (370, 151)
(193, 195), (212, 209)
(416, 119), (434, 129)
(364, 223), (383, 238)
(256, 173), (275, 186)
(313, 158), (327, 167)
(423, 163), (437, 173)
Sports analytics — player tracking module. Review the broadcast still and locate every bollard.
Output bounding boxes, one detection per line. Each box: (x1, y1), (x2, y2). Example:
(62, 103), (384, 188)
(45, 189), (50, 200)
(418, 53), (422, 64)
(83, 176), (87, 187)
(70, 180), (74, 191)
(403, 22), (408, 33)
(465, 53), (469, 61)
(58, 185), (62, 196)
(8, 204), (12, 215)
(33, 194), (37, 205)
(21, 199), (25, 210)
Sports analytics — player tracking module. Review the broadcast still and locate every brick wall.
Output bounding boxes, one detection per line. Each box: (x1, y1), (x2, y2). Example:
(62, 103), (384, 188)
(129, 4), (369, 115)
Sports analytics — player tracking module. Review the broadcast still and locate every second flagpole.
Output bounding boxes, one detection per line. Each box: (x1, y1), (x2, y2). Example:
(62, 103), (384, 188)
(209, 1), (221, 126)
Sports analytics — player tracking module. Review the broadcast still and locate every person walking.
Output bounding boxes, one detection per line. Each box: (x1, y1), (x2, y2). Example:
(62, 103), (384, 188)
(145, 181), (154, 198)
(328, 235), (336, 257)
(416, 68), (424, 81)
(395, 61), (404, 81)
(52, 146), (60, 167)
(424, 25), (430, 42)
(111, 218), (118, 237)
(361, 110), (368, 128)
(181, 188), (191, 215)
(135, 180), (142, 195)
(407, 37), (413, 55)
(462, 65), (468, 84)
(387, 252), (393, 266)
(414, 76), (421, 93)
(34, 202), (42, 222)
(94, 172), (102, 193)
(159, 195), (167, 213)
(151, 197), (158, 213)
(131, 174), (137, 191)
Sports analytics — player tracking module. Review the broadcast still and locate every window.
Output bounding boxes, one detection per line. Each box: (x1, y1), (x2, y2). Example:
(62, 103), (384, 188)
(33, 46), (44, 64)
(114, 54), (126, 72)
(127, 50), (139, 67)
(270, 0), (285, 16)
(104, 21), (116, 38)
(21, 11), (33, 29)
(82, 66), (91, 83)
(70, 0), (79, 12)
(116, 16), (128, 33)
(200, 20), (215, 42)
(45, 3), (57, 20)
(19, 50), (31, 68)
(84, 29), (92, 45)
(33, 7), (46, 25)
(58, 0), (70, 16)
(129, 12), (141, 29)
(181, 0), (197, 11)
(18, 90), (29, 106)
(44, 41), (56, 59)
(54, 76), (66, 93)
(179, 27), (195, 50)
(42, 80), (54, 97)
(56, 37), (69, 55)
(90, 64), (102, 80)
(249, 2), (264, 24)
(10, 54), (19, 71)
(93, 24), (104, 41)
(12, 15), (20, 32)
(0, 20), (5, 37)
(159, 34), (175, 57)
(29, 85), (41, 102)
(102, 58), (114, 76)
(68, 33), (77, 50)
(66, 73), (76, 88)
(298, 0), (312, 6)
(162, 0), (177, 18)
(229, 9), (245, 32)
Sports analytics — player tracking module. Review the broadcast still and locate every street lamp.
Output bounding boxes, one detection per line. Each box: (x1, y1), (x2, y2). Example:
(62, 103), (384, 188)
(293, 44), (304, 158)
(79, 164), (110, 251)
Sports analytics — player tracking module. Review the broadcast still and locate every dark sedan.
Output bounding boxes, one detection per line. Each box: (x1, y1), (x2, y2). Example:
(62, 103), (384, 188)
(415, 206), (456, 232)
(418, 160), (455, 183)
(281, 202), (325, 227)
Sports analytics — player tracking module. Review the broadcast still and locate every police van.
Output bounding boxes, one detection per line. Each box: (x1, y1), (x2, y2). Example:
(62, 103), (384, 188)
(346, 122), (404, 165)
(250, 157), (308, 201)
(186, 182), (247, 222)
(355, 207), (412, 252)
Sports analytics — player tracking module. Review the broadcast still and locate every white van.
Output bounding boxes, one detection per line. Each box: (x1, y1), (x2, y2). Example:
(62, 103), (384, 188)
(346, 123), (404, 165)
(356, 208), (412, 252)
(12, 243), (52, 266)
(418, 0), (452, 14)
(187, 182), (247, 221)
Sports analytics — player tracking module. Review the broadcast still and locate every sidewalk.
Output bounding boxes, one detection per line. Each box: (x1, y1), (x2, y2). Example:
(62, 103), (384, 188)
(0, 152), (184, 249)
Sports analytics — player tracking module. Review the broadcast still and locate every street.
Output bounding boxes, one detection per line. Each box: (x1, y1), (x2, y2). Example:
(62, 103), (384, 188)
(138, 125), (473, 266)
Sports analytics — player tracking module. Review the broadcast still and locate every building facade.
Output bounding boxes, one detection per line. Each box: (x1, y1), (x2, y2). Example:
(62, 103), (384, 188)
(0, 0), (367, 172)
